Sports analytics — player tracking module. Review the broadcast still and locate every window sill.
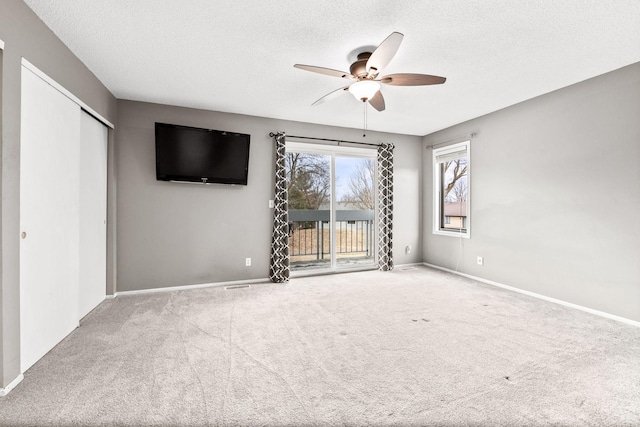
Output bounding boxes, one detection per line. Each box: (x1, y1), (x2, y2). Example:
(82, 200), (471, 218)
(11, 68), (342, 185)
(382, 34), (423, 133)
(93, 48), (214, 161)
(433, 229), (470, 239)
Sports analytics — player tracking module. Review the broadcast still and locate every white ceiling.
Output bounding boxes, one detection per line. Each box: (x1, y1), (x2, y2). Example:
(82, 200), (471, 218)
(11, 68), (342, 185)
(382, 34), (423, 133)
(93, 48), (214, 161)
(23, 0), (640, 136)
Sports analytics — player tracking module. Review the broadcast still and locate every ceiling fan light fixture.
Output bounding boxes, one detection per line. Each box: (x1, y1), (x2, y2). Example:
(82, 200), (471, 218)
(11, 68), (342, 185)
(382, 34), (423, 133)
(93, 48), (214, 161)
(349, 80), (380, 102)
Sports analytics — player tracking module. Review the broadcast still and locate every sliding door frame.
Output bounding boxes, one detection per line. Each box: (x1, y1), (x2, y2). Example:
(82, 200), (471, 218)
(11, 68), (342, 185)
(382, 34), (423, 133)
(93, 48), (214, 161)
(286, 140), (378, 273)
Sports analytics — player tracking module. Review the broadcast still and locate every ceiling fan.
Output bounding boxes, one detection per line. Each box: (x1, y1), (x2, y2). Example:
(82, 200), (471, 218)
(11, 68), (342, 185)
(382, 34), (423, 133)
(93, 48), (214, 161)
(294, 32), (446, 112)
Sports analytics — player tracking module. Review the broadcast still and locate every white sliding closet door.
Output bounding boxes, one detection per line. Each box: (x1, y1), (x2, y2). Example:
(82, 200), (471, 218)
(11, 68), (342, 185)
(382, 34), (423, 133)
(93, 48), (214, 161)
(79, 111), (108, 318)
(20, 66), (81, 372)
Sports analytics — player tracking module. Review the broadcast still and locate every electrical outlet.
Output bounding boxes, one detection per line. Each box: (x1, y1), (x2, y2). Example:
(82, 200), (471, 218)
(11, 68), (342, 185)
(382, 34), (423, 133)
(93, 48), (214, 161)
(477, 256), (484, 266)
(268, 200), (274, 208)
(245, 258), (251, 267)
(405, 245), (411, 254)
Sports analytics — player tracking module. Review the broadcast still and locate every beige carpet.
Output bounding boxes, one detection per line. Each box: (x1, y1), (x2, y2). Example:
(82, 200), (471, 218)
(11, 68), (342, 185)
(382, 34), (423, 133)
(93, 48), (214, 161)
(1, 266), (639, 426)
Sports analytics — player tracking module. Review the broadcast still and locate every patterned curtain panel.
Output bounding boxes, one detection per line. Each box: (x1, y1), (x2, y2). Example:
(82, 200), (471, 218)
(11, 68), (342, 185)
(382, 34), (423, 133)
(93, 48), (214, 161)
(269, 132), (290, 282)
(377, 143), (394, 271)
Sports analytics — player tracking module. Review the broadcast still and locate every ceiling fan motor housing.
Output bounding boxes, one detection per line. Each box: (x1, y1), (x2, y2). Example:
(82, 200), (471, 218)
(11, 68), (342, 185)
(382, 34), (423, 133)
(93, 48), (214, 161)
(350, 52), (372, 79)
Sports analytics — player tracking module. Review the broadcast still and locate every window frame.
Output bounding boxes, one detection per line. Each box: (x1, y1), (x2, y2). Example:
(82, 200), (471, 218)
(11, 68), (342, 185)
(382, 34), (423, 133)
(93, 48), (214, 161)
(432, 140), (471, 238)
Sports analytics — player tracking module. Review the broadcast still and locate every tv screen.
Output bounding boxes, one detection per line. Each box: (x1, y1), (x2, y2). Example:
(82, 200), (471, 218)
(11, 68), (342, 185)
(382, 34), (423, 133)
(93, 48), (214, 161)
(155, 122), (250, 185)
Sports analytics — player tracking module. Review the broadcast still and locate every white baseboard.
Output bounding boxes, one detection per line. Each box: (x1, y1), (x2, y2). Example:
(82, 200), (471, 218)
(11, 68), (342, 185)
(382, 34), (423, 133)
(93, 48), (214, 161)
(0, 374), (24, 397)
(396, 262), (425, 270)
(423, 263), (640, 328)
(114, 277), (271, 297)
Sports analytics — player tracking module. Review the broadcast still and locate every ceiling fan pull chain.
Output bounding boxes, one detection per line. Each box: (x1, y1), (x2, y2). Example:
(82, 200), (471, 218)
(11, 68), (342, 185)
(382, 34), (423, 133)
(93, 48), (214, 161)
(363, 101), (367, 137)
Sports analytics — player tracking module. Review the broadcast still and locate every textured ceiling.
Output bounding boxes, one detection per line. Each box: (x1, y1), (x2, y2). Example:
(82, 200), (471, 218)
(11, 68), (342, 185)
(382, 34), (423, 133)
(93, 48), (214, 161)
(23, 0), (640, 136)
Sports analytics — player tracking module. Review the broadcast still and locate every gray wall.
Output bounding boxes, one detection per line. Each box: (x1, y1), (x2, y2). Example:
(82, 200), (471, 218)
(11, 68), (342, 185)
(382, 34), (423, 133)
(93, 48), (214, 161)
(423, 62), (640, 322)
(116, 100), (423, 292)
(0, 0), (117, 389)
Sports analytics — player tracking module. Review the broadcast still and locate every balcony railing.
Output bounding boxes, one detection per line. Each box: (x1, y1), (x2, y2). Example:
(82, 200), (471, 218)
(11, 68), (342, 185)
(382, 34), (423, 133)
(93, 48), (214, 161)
(288, 210), (375, 262)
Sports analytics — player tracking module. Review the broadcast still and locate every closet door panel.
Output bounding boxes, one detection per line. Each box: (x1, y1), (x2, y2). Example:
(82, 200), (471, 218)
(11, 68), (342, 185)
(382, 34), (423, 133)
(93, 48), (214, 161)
(20, 66), (81, 372)
(79, 111), (108, 318)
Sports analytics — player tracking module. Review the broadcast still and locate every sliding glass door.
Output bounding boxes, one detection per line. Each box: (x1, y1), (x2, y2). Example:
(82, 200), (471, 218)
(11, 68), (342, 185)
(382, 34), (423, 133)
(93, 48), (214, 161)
(286, 142), (376, 272)
(334, 156), (375, 268)
(286, 151), (332, 270)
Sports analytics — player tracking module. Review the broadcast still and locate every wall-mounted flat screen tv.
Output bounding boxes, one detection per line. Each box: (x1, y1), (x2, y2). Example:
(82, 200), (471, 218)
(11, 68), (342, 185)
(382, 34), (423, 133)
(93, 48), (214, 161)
(155, 122), (250, 185)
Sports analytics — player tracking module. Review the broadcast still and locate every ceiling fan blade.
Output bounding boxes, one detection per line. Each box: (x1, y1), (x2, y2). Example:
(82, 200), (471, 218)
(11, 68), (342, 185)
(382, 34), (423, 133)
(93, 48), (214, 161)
(379, 73), (446, 86)
(368, 91), (385, 112)
(312, 86), (350, 106)
(366, 32), (404, 76)
(294, 64), (354, 79)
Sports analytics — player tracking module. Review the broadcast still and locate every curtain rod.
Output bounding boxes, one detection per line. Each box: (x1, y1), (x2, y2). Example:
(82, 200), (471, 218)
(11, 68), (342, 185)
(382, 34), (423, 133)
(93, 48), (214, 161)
(425, 132), (477, 150)
(269, 132), (382, 148)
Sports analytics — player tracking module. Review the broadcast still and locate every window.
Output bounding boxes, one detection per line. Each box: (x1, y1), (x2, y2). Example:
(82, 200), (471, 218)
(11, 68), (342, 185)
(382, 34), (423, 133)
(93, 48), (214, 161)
(433, 141), (470, 237)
